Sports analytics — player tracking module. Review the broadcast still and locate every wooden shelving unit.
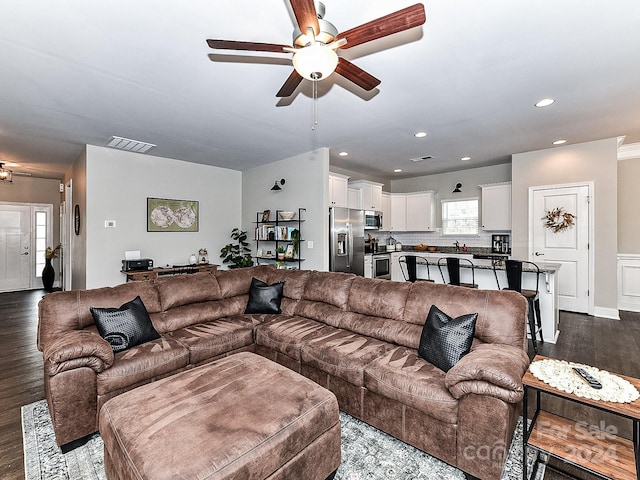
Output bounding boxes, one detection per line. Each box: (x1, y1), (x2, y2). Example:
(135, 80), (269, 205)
(254, 208), (305, 270)
(523, 355), (640, 480)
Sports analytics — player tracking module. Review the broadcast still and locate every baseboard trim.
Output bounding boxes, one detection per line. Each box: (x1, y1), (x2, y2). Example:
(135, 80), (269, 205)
(593, 306), (620, 320)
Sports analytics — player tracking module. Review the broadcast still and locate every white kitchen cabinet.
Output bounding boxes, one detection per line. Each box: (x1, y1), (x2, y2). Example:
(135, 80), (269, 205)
(389, 194), (406, 231)
(348, 188), (360, 209)
(380, 192), (391, 231)
(405, 191), (435, 231)
(387, 191), (435, 232)
(390, 252), (404, 282)
(329, 173), (349, 208)
(480, 182), (511, 230)
(364, 255), (373, 279)
(349, 180), (383, 211)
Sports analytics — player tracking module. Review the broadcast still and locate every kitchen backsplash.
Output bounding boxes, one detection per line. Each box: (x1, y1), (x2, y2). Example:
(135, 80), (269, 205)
(376, 229), (510, 249)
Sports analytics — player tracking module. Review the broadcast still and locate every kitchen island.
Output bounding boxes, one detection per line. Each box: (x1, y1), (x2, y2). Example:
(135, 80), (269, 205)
(390, 250), (561, 343)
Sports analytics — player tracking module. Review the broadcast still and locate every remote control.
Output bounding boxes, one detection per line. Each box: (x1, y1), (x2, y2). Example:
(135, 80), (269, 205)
(572, 367), (602, 389)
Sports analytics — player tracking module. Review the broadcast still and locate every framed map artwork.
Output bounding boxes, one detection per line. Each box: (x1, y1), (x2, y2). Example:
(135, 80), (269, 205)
(147, 197), (199, 232)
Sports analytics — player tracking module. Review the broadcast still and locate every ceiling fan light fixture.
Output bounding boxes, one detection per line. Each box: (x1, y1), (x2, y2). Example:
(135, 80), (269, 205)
(292, 44), (338, 81)
(0, 163), (13, 183)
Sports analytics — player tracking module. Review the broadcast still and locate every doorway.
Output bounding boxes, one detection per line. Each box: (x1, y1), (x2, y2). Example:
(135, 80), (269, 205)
(0, 202), (53, 292)
(529, 183), (593, 314)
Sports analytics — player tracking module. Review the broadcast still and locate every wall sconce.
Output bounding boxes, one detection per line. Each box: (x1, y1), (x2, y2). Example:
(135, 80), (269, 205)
(452, 182), (462, 193)
(0, 163), (13, 184)
(271, 179), (285, 191)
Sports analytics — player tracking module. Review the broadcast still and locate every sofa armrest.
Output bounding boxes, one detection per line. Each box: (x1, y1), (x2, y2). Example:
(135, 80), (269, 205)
(444, 343), (529, 403)
(43, 330), (114, 376)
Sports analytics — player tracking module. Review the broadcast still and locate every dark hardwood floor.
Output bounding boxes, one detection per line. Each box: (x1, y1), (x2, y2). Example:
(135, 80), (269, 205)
(0, 289), (638, 479)
(0, 290), (45, 480)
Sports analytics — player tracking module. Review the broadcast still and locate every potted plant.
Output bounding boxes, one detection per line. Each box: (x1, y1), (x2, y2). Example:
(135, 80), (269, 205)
(276, 246), (286, 260)
(290, 229), (301, 258)
(220, 228), (254, 268)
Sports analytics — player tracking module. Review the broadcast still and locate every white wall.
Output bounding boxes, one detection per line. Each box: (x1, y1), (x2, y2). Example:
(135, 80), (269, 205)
(69, 149), (87, 290)
(242, 148), (329, 271)
(618, 157), (640, 254)
(84, 145), (242, 288)
(512, 138), (618, 315)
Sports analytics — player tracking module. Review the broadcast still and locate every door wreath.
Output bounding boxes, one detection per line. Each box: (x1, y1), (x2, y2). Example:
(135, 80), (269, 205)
(542, 207), (575, 233)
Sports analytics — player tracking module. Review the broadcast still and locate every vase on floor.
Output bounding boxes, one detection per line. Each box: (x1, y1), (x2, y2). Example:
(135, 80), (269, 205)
(42, 258), (55, 292)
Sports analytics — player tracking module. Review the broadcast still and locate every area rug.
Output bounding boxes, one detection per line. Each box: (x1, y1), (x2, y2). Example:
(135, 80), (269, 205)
(22, 399), (544, 479)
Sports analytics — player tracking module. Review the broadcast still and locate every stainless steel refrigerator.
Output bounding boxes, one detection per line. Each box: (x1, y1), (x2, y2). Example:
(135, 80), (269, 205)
(329, 207), (365, 276)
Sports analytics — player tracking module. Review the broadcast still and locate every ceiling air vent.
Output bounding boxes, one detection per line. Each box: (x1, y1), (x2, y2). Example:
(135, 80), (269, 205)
(105, 136), (156, 154)
(410, 155), (433, 163)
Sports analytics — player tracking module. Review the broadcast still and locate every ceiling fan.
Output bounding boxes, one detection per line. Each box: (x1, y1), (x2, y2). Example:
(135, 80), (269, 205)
(206, 1), (426, 97)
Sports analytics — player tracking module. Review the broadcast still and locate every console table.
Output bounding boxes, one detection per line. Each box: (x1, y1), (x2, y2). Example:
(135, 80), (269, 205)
(523, 355), (640, 480)
(121, 264), (217, 282)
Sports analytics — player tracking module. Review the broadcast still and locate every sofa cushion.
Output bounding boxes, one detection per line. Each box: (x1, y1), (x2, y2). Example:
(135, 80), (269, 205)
(96, 336), (189, 395)
(215, 265), (275, 299)
(155, 272), (222, 310)
(301, 271), (356, 309)
(301, 329), (396, 386)
(38, 281), (162, 351)
(403, 281), (527, 349)
(340, 314), (423, 350)
(364, 347), (458, 424)
(418, 305), (477, 372)
(169, 317), (257, 365)
(245, 278), (284, 314)
(267, 269), (311, 300)
(347, 277), (411, 321)
(90, 296), (160, 353)
(254, 316), (335, 360)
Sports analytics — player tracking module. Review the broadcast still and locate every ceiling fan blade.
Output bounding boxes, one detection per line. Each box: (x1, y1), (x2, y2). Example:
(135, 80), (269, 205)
(276, 70), (304, 97)
(206, 39), (290, 53)
(335, 4), (426, 49)
(335, 58), (381, 91)
(289, 0), (320, 36)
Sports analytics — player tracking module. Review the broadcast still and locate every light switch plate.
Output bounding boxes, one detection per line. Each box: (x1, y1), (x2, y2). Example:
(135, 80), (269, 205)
(307, 240), (313, 249)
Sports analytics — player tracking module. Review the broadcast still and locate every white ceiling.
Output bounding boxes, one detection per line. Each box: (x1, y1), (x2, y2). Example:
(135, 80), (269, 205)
(1, 1), (640, 181)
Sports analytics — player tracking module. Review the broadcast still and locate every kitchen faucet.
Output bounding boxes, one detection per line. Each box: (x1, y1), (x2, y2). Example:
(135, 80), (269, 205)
(454, 240), (460, 252)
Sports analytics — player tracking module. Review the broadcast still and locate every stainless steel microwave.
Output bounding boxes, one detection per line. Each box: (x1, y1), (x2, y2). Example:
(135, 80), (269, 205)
(364, 211), (382, 230)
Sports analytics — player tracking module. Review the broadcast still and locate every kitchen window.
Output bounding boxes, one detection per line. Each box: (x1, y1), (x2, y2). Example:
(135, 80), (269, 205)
(441, 198), (479, 235)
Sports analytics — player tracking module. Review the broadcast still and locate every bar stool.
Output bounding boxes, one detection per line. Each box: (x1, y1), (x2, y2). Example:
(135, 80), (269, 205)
(437, 257), (477, 288)
(497, 260), (544, 353)
(398, 255), (434, 282)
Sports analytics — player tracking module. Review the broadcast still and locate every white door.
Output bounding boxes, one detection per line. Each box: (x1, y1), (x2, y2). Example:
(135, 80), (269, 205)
(530, 184), (591, 313)
(0, 204), (32, 292)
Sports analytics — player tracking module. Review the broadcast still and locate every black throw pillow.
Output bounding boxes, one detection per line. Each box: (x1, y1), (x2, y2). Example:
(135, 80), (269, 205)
(418, 305), (478, 372)
(90, 296), (160, 353)
(245, 277), (284, 314)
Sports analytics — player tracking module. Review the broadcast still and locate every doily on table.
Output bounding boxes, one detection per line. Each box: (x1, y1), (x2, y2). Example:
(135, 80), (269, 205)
(529, 359), (640, 403)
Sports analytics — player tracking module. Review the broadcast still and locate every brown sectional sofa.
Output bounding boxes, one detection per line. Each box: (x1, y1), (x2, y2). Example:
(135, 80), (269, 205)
(38, 265), (530, 480)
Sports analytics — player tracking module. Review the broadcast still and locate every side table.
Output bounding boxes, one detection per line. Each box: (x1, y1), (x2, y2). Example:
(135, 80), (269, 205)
(523, 355), (640, 479)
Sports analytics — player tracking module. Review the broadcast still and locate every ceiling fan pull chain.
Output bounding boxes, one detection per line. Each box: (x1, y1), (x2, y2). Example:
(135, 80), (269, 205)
(312, 80), (318, 131)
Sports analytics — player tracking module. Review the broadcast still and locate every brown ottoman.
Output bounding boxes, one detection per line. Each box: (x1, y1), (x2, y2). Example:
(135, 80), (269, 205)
(99, 352), (341, 480)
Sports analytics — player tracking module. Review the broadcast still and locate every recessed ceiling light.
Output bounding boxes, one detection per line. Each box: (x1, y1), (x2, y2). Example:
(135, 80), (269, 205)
(535, 98), (555, 108)
(414, 132), (428, 138)
(338, 151), (348, 156)
(553, 139), (567, 145)
(394, 169), (402, 173)
(461, 156), (471, 161)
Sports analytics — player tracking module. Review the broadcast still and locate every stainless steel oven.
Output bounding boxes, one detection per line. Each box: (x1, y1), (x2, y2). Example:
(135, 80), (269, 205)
(372, 254), (391, 280)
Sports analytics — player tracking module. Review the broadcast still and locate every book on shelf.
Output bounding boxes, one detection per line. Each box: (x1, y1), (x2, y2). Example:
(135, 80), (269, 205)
(255, 225), (296, 241)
